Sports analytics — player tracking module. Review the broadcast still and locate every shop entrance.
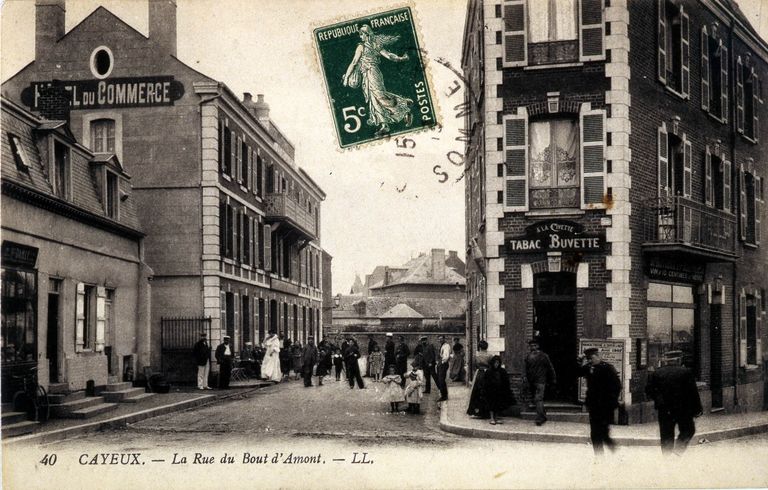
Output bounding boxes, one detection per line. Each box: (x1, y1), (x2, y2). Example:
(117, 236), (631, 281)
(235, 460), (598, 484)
(533, 272), (578, 402)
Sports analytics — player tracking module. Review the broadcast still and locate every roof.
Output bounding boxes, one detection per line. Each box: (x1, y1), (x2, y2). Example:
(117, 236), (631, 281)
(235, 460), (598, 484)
(333, 294), (466, 319)
(380, 304), (424, 319)
(368, 254), (466, 290)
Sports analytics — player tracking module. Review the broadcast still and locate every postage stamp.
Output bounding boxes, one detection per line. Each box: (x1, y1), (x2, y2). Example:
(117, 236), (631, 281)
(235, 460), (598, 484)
(313, 6), (437, 148)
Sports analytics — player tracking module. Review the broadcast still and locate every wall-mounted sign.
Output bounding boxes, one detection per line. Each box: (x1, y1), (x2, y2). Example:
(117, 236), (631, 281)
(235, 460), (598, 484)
(505, 219), (605, 253)
(21, 76), (185, 110)
(578, 338), (625, 403)
(645, 256), (704, 283)
(2, 241), (39, 269)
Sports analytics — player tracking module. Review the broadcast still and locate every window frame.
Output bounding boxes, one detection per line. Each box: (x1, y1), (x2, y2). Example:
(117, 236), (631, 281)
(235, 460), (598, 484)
(105, 169), (120, 219)
(657, 0), (690, 99)
(50, 137), (71, 200)
(8, 133), (31, 171)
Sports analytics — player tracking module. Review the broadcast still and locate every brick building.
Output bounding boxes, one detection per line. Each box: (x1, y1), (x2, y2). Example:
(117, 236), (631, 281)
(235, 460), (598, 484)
(463, 0), (766, 420)
(3, 0), (326, 382)
(1, 96), (151, 398)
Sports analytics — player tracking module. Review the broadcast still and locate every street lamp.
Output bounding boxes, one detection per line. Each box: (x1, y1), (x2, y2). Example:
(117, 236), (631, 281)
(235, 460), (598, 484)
(334, 294), (341, 307)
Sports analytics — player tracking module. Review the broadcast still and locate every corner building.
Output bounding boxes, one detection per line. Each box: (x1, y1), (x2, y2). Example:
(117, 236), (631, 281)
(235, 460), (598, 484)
(3, 0), (326, 382)
(463, 0), (767, 420)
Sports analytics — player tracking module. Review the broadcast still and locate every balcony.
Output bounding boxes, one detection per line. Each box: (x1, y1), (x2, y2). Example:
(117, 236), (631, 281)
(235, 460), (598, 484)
(642, 196), (737, 261)
(264, 192), (317, 241)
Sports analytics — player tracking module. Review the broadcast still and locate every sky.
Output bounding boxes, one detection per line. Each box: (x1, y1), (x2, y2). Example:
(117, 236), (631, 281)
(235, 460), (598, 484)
(2, 0), (766, 295)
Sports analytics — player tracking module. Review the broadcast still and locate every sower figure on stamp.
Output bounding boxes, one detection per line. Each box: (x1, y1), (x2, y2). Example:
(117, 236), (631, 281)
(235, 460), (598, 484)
(524, 339), (556, 426)
(192, 331), (212, 390)
(645, 350), (703, 455)
(301, 337), (318, 387)
(577, 347), (622, 455)
(342, 24), (413, 136)
(215, 335), (234, 389)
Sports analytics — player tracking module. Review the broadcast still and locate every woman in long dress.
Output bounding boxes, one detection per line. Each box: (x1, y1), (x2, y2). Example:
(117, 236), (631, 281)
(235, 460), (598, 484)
(484, 355), (515, 425)
(342, 24), (414, 136)
(261, 331), (282, 382)
(466, 340), (491, 418)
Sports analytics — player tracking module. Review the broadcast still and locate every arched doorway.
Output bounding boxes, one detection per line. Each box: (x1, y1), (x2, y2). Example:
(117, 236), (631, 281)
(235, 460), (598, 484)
(533, 271), (577, 402)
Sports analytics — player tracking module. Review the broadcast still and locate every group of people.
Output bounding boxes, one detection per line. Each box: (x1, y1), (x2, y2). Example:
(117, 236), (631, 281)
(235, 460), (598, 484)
(468, 338), (703, 456)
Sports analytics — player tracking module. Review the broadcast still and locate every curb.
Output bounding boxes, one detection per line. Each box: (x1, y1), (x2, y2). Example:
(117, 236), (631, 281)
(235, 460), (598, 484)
(439, 401), (768, 445)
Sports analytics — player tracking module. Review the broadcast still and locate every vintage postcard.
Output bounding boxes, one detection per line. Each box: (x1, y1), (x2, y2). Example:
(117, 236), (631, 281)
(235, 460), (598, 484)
(1, 0), (768, 489)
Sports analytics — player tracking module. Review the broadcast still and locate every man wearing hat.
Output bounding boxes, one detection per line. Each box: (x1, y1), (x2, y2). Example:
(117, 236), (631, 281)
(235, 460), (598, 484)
(524, 339), (556, 426)
(301, 337), (318, 387)
(395, 335), (411, 386)
(192, 332), (212, 390)
(578, 347), (622, 455)
(414, 336), (437, 394)
(645, 350), (702, 455)
(215, 335), (235, 389)
(384, 333), (396, 373)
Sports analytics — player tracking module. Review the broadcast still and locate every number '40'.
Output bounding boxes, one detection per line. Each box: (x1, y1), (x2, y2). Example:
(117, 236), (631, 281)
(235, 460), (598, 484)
(40, 453), (57, 466)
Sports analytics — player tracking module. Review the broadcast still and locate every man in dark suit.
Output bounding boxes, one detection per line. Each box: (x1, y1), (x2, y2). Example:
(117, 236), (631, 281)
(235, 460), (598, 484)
(414, 336), (437, 394)
(301, 337), (318, 387)
(344, 340), (365, 389)
(192, 332), (212, 390)
(645, 350), (703, 455)
(215, 335), (234, 389)
(577, 347), (622, 455)
(384, 333), (396, 372)
(395, 335), (410, 386)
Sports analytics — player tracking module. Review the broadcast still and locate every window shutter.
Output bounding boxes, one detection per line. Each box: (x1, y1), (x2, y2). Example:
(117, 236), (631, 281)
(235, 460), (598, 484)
(657, 0), (667, 83)
(580, 106), (606, 209)
(219, 201), (226, 256)
(76, 282), (85, 352)
(753, 72), (760, 141)
(720, 45), (729, 122)
(658, 123), (670, 198)
(756, 289), (763, 363)
(740, 165), (747, 240)
(705, 146), (713, 206)
(723, 159), (732, 213)
(701, 27), (710, 111)
(218, 119), (224, 173)
(245, 215), (252, 266)
(681, 8), (690, 97)
(737, 57), (744, 133)
(301, 249), (307, 285)
(264, 224), (272, 272)
(682, 136), (692, 198)
(252, 151), (258, 195)
(503, 0), (527, 67)
(229, 131), (236, 179)
(740, 289), (748, 367)
(220, 291), (227, 335)
(579, 0), (604, 61)
(503, 109), (528, 212)
(755, 176), (762, 246)
(95, 286), (106, 353)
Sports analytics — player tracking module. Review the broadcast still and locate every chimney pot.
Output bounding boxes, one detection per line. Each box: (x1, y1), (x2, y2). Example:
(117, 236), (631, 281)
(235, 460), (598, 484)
(253, 94), (270, 121)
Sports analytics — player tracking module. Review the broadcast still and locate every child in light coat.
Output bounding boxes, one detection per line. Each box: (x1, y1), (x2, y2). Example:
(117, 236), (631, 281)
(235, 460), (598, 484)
(381, 366), (405, 413)
(404, 370), (423, 414)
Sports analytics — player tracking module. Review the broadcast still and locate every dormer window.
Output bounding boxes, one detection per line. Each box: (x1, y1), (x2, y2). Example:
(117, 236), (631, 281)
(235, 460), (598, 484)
(90, 119), (115, 153)
(8, 134), (31, 171)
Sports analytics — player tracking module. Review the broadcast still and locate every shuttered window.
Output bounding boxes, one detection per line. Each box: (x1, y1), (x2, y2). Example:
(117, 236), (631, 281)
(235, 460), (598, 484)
(739, 289), (748, 367)
(503, 0), (527, 67)
(720, 46), (729, 122)
(705, 146), (713, 206)
(682, 136), (692, 198)
(737, 57), (745, 133)
(657, 0), (689, 96)
(658, 123), (670, 198)
(580, 0), (604, 61)
(701, 27), (710, 111)
(263, 224), (272, 272)
(740, 165), (748, 241)
(580, 106), (606, 209)
(503, 109), (528, 211)
(95, 287), (107, 353)
(723, 159), (732, 213)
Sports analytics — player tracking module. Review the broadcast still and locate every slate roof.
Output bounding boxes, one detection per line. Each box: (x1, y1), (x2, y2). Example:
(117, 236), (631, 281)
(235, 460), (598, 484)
(380, 303), (424, 319)
(368, 253), (466, 290)
(334, 294), (466, 319)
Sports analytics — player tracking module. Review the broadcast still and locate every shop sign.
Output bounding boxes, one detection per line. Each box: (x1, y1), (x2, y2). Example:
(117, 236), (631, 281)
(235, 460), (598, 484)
(578, 338), (625, 403)
(1, 241), (39, 269)
(21, 76), (185, 110)
(505, 219), (605, 253)
(645, 257), (704, 283)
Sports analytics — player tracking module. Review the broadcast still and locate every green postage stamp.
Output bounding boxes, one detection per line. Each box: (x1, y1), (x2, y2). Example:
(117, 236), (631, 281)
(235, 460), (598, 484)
(314, 7), (437, 148)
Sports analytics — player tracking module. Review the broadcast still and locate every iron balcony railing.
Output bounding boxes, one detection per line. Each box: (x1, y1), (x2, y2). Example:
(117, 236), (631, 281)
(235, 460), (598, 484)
(264, 192), (317, 239)
(643, 196), (737, 257)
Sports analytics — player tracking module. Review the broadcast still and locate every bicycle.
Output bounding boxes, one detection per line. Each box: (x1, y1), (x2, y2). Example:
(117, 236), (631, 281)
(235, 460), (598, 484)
(11, 367), (50, 423)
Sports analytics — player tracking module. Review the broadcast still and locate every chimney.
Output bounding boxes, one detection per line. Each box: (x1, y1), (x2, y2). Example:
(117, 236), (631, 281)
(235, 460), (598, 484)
(253, 94), (270, 121)
(449, 250), (458, 259)
(149, 0), (177, 57)
(38, 80), (71, 122)
(35, 0), (65, 63)
(431, 249), (446, 281)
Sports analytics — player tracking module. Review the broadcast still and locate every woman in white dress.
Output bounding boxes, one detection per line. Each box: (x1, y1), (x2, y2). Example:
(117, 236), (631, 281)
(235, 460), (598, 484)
(261, 331), (282, 382)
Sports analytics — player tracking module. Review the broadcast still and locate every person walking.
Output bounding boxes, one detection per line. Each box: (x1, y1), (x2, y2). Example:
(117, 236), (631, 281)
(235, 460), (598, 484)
(449, 337), (466, 382)
(436, 335), (451, 401)
(577, 347), (622, 455)
(301, 337), (318, 387)
(466, 340), (491, 418)
(261, 330), (282, 382)
(192, 332), (212, 390)
(345, 339), (365, 389)
(395, 335), (410, 386)
(645, 351), (703, 455)
(524, 339), (557, 426)
(215, 335), (234, 389)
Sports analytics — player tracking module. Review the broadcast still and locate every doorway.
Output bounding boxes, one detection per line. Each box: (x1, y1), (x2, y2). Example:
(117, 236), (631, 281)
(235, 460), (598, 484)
(710, 304), (723, 409)
(46, 292), (59, 383)
(533, 272), (577, 402)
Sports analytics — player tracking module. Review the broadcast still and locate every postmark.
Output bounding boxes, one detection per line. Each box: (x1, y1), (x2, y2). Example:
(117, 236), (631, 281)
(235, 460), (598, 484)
(313, 6), (437, 148)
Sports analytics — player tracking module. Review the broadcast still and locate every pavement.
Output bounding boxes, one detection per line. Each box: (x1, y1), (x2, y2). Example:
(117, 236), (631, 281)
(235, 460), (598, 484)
(440, 384), (768, 445)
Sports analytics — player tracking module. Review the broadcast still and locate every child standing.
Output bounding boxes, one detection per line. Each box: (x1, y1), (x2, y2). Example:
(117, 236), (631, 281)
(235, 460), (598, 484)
(381, 366), (404, 413)
(332, 346), (344, 381)
(404, 370), (423, 414)
(369, 345), (384, 382)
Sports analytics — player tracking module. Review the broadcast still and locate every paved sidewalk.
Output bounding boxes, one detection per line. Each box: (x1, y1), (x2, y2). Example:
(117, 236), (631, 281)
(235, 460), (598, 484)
(2, 383), (272, 447)
(440, 385), (768, 445)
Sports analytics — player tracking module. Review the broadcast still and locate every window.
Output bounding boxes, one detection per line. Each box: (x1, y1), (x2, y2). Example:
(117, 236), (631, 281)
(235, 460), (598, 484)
(503, 104), (605, 212)
(701, 28), (728, 121)
(90, 119), (115, 153)
(657, 0), (690, 97)
(256, 155), (264, 197)
(105, 171), (119, 219)
(704, 148), (731, 212)
(241, 142), (250, 189)
(739, 289), (763, 367)
(739, 165), (763, 246)
(8, 134), (31, 171)
(89, 46), (114, 79)
(737, 58), (760, 141)
(51, 140), (69, 199)
(242, 295), (250, 344)
(647, 282), (697, 373)
(502, 0), (604, 67)
(657, 123), (692, 199)
(243, 214), (251, 266)
(220, 124), (232, 177)
(266, 164), (275, 193)
(258, 221), (265, 268)
(75, 284), (101, 351)
(1, 267), (37, 365)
